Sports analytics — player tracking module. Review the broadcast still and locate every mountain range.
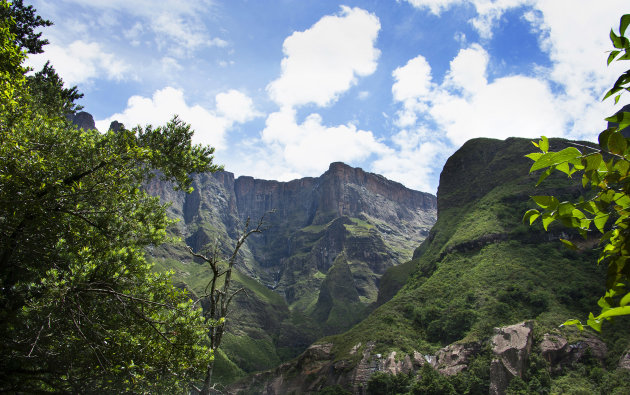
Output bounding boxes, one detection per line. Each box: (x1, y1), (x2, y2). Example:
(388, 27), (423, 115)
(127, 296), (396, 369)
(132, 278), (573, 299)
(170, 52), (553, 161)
(98, 103), (630, 394)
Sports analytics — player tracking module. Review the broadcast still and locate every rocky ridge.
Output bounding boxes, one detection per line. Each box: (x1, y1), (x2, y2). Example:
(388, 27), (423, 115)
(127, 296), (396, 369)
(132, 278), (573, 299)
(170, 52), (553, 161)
(146, 161), (437, 379)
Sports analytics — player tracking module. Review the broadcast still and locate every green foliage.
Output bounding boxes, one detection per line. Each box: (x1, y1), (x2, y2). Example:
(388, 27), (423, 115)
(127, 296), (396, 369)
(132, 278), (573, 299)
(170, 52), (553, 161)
(526, 14), (630, 332)
(0, 3), (221, 391)
(317, 385), (353, 395)
(0, 0), (52, 54)
(27, 61), (83, 116)
(366, 370), (413, 395)
(410, 364), (456, 395)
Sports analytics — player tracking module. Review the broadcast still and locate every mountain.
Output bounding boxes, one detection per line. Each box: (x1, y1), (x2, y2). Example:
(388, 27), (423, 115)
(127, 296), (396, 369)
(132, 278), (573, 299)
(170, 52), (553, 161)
(146, 162), (437, 382)
(228, 137), (630, 394)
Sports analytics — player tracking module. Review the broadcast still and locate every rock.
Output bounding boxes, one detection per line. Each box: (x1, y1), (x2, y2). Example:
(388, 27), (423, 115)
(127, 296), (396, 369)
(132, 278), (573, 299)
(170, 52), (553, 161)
(71, 111), (95, 130)
(380, 351), (414, 375)
(109, 120), (124, 132)
(539, 333), (607, 372)
(489, 321), (533, 395)
(540, 333), (568, 369)
(619, 348), (630, 370)
(434, 342), (481, 376)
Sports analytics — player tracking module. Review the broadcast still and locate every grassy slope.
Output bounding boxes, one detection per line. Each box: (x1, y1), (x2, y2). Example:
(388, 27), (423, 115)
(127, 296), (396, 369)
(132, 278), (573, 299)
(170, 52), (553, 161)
(326, 137), (625, 362)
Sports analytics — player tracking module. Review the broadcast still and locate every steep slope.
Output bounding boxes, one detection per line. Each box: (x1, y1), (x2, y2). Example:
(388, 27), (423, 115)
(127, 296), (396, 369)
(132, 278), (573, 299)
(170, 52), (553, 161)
(230, 137), (630, 394)
(147, 162), (437, 382)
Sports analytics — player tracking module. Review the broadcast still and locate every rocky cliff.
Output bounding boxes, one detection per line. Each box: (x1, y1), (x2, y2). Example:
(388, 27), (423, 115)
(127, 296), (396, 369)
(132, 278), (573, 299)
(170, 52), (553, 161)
(148, 162), (437, 381)
(227, 137), (630, 394)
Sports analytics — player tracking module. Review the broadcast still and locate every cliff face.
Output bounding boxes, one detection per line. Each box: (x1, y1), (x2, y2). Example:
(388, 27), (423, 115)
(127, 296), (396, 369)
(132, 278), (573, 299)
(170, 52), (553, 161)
(148, 162), (437, 381)
(228, 137), (629, 394)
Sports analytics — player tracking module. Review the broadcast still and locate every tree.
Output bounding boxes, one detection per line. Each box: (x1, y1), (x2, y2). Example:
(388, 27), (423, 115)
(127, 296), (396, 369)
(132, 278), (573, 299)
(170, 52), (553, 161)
(524, 14), (630, 332)
(1, 1), (221, 391)
(187, 214), (269, 394)
(0, 0), (52, 54)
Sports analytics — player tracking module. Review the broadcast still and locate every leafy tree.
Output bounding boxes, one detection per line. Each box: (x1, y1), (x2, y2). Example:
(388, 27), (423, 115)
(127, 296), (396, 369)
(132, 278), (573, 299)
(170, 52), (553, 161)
(524, 14), (630, 331)
(1, 1), (222, 392)
(0, 0), (52, 54)
(27, 61), (84, 116)
(410, 364), (456, 395)
(366, 370), (413, 395)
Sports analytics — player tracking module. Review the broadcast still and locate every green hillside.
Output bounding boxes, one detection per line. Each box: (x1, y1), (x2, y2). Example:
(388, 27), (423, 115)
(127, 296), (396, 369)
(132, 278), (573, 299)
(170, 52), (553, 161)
(319, 137), (630, 392)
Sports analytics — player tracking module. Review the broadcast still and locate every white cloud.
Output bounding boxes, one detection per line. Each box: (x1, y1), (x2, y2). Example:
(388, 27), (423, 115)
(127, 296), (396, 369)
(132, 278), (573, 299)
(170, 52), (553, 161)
(443, 43), (488, 95)
(95, 87), (260, 150)
(392, 44), (566, 146)
(404, 0), (463, 15)
(267, 6), (381, 109)
(215, 89), (262, 123)
(404, 0), (532, 38)
(373, 128), (450, 192)
(55, 0), (224, 56)
(394, 1), (629, 147)
(391, 55), (434, 127)
(255, 108), (389, 176)
(221, 107), (391, 184)
(26, 40), (130, 86)
(529, 0), (628, 138)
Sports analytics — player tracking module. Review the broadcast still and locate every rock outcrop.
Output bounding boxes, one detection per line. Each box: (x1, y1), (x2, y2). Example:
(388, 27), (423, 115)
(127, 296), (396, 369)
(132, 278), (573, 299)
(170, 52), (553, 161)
(489, 321), (534, 395)
(148, 162), (437, 378)
(70, 111), (95, 130)
(540, 332), (607, 372)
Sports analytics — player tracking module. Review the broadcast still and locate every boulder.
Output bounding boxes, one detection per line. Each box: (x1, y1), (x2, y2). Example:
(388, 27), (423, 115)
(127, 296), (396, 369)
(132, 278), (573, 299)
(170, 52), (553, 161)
(489, 321), (533, 395)
(540, 333), (607, 372)
(434, 342), (482, 376)
(540, 333), (568, 370)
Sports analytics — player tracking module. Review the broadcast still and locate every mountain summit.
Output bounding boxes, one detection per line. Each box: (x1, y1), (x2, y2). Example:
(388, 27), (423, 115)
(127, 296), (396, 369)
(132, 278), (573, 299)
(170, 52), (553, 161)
(147, 162), (437, 380)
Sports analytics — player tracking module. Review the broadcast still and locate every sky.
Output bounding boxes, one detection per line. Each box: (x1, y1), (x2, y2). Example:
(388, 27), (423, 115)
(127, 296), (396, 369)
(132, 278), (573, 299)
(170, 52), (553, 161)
(25, 0), (629, 194)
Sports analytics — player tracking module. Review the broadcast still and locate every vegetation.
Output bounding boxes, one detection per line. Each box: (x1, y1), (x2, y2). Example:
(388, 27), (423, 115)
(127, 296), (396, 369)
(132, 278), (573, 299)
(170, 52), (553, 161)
(0, 1), (220, 392)
(187, 215), (267, 394)
(525, 14), (630, 331)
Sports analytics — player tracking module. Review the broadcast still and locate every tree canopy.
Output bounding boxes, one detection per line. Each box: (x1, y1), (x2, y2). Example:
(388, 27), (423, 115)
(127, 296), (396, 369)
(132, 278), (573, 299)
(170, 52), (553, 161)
(525, 14), (630, 332)
(0, 1), (221, 391)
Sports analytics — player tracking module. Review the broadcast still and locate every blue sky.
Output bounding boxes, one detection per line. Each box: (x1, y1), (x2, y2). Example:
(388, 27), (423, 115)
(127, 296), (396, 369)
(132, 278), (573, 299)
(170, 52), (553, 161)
(26, 0), (628, 193)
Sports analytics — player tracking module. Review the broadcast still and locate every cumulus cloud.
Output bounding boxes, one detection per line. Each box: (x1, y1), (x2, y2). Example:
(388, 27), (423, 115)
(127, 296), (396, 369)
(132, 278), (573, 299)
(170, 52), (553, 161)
(26, 40), (130, 86)
(267, 6), (381, 109)
(95, 87), (260, 150)
(392, 55), (434, 127)
(372, 128), (451, 192)
(392, 44), (567, 146)
(529, 0), (628, 139)
(259, 108), (389, 176)
(235, 6), (385, 183)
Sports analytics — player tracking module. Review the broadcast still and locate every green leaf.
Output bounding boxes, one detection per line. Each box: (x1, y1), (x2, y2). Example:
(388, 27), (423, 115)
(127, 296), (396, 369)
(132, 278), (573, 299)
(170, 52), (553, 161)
(620, 292), (630, 307)
(608, 50), (621, 65)
(532, 195), (559, 210)
(611, 29), (624, 49)
(594, 213), (610, 233)
(542, 214), (555, 231)
(561, 319), (584, 331)
(604, 112), (630, 133)
(599, 128), (615, 150)
(608, 131), (627, 155)
(539, 136), (549, 153)
(596, 305), (630, 320)
(523, 209), (540, 225)
(536, 167), (553, 186)
(525, 152), (543, 161)
(529, 147), (583, 172)
(560, 239), (577, 250)
(621, 14), (630, 37)
(587, 312), (603, 332)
